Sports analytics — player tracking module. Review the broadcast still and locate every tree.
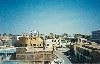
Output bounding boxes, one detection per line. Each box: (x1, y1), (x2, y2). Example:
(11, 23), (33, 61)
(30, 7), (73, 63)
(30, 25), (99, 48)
(8, 34), (13, 36)
(70, 38), (78, 43)
(49, 33), (54, 39)
(3, 33), (7, 36)
(62, 33), (68, 37)
(74, 34), (82, 38)
(81, 35), (91, 39)
(55, 34), (60, 39)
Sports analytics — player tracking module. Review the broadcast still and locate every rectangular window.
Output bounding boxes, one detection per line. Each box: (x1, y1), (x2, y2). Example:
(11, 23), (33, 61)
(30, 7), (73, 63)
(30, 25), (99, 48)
(31, 38), (32, 40)
(47, 44), (49, 46)
(54, 40), (56, 42)
(33, 44), (36, 46)
(58, 40), (59, 42)
(52, 40), (53, 42)
(25, 44), (27, 47)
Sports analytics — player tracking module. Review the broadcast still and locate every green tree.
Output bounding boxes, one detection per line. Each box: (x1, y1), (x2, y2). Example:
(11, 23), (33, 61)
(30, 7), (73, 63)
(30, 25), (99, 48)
(8, 34), (13, 36)
(3, 33), (7, 36)
(74, 34), (82, 38)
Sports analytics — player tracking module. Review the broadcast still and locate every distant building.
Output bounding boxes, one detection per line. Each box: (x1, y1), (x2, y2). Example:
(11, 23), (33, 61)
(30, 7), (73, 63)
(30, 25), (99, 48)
(91, 30), (100, 44)
(46, 39), (60, 48)
(16, 35), (23, 40)
(68, 40), (100, 63)
(0, 35), (17, 46)
(60, 39), (67, 47)
(30, 30), (39, 37)
(16, 37), (43, 47)
(16, 31), (43, 47)
(45, 38), (67, 48)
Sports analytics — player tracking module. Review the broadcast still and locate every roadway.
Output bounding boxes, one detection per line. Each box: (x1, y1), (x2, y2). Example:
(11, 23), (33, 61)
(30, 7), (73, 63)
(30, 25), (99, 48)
(52, 48), (71, 64)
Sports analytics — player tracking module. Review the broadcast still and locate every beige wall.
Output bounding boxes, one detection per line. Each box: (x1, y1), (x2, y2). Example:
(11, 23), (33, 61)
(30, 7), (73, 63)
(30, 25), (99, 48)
(17, 37), (43, 47)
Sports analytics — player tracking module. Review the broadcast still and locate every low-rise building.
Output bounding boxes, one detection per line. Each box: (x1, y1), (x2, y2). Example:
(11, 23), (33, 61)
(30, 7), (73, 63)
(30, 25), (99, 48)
(0, 35), (17, 46)
(46, 39), (60, 48)
(16, 36), (43, 47)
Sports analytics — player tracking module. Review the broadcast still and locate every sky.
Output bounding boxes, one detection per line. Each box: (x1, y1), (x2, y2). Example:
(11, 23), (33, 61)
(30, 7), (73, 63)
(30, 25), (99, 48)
(0, 0), (100, 35)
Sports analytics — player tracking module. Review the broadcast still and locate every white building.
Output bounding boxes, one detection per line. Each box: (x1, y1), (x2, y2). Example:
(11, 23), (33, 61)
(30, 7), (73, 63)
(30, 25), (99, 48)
(45, 38), (67, 48)
(46, 39), (60, 48)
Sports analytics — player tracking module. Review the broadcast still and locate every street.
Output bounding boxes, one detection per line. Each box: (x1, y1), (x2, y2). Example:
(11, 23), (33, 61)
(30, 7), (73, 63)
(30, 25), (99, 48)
(52, 48), (71, 64)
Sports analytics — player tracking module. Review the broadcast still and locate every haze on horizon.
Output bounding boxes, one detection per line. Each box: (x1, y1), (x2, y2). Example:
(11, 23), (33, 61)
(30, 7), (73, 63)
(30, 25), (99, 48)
(0, 0), (100, 35)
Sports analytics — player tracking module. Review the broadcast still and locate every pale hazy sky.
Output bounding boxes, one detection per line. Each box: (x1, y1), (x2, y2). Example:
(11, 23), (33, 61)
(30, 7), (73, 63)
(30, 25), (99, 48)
(0, 0), (100, 34)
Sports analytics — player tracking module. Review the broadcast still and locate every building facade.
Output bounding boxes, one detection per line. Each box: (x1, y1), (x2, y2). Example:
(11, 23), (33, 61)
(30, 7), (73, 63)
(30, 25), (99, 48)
(45, 39), (60, 48)
(0, 35), (17, 46)
(91, 30), (100, 44)
(75, 44), (100, 63)
(16, 36), (43, 47)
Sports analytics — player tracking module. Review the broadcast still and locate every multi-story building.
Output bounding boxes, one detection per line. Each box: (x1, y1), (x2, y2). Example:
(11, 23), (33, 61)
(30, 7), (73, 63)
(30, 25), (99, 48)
(16, 31), (43, 47)
(16, 36), (43, 47)
(46, 38), (67, 48)
(68, 39), (100, 63)
(46, 39), (60, 48)
(67, 36), (100, 63)
(91, 30), (100, 44)
(75, 44), (100, 63)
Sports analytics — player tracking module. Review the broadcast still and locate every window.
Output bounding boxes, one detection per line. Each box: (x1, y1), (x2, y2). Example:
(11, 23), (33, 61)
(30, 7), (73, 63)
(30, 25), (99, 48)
(20, 44), (22, 46)
(31, 44), (32, 46)
(40, 44), (41, 46)
(58, 40), (59, 42)
(33, 44), (36, 46)
(26, 38), (28, 40)
(31, 38), (32, 40)
(47, 44), (49, 46)
(54, 40), (56, 42)
(25, 44), (27, 47)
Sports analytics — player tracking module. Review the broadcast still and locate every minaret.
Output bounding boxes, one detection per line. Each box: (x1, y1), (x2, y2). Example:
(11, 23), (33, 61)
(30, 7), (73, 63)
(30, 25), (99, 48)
(30, 31), (33, 37)
(37, 31), (39, 37)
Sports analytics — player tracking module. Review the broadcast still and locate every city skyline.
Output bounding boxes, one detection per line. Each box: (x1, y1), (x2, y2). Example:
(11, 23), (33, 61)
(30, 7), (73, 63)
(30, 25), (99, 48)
(0, 0), (100, 35)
